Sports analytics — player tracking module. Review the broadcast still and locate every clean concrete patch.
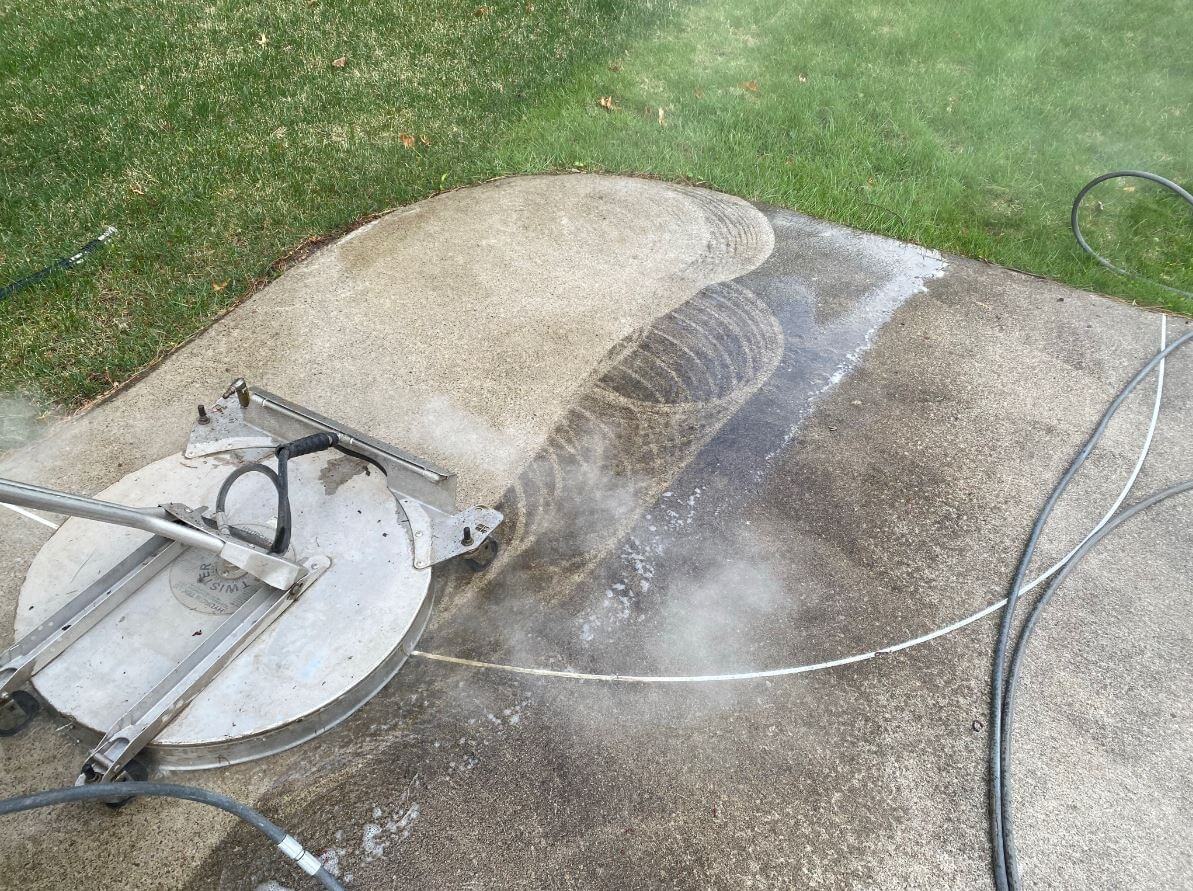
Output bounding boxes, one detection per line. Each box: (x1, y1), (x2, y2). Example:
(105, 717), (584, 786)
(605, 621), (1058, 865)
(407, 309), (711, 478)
(0, 175), (1189, 890)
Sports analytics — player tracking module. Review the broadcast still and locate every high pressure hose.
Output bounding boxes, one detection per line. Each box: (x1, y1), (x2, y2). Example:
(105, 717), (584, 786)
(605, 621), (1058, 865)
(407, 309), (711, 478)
(0, 782), (344, 890)
(998, 478), (1193, 877)
(986, 330), (1193, 891)
(1071, 170), (1193, 300)
(214, 432), (340, 554)
(988, 171), (1193, 890)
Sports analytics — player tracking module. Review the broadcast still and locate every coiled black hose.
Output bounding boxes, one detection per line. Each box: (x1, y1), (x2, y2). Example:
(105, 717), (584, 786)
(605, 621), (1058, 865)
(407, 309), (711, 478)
(990, 171), (1193, 890)
(1071, 170), (1193, 300)
(214, 432), (339, 554)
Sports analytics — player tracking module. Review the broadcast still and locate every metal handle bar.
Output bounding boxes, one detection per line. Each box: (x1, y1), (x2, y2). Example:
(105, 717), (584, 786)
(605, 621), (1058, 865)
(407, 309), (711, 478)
(0, 478), (304, 589)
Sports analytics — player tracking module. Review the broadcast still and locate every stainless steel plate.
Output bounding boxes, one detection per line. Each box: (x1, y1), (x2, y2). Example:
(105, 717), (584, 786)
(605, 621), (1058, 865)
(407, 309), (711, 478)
(15, 450), (432, 770)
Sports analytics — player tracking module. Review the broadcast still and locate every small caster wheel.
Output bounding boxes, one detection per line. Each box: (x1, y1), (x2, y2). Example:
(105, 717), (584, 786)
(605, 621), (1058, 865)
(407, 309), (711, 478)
(76, 757), (151, 810)
(463, 537), (499, 572)
(0, 690), (40, 737)
(103, 757), (151, 809)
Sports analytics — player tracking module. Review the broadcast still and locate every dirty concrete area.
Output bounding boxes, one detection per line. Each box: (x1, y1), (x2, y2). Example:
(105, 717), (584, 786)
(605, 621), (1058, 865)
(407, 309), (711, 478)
(1, 176), (1189, 889)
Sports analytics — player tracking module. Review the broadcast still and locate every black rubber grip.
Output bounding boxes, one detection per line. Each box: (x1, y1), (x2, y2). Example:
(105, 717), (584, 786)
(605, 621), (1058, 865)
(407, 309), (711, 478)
(278, 431), (339, 458)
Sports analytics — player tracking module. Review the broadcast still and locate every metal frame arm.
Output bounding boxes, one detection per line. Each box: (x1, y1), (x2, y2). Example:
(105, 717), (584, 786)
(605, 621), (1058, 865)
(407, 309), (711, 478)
(0, 478), (305, 590)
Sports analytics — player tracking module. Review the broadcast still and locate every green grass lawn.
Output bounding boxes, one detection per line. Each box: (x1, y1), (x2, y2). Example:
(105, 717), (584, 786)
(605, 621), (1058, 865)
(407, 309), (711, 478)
(2, 0), (1190, 410)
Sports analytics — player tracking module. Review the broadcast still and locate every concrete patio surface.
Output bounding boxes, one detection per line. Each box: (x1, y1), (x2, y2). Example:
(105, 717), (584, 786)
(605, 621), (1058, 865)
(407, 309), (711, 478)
(0, 175), (1189, 890)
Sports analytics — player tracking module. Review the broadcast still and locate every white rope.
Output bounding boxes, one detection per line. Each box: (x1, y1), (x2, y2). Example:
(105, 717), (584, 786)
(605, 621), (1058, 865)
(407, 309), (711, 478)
(0, 318), (1169, 684)
(413, 316), (1169, 684)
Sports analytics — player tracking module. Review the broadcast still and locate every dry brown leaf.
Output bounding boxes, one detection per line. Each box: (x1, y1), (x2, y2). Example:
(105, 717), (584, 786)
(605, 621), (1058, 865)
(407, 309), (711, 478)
(474, 5), (492, 15)
(741, 80), (759, 93)
(331, 56), (347, 68)
(212, 281), (229, 292)
(598, 96), (616, 111)
(399, 134), (415, 149)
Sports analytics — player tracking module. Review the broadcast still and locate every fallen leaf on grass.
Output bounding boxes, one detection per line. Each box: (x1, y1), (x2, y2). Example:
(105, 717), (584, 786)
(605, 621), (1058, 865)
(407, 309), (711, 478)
(1122, 184), (1136, 192)
(331, 56), (347, 68)
(798, 73), (808, 83)
(741, 80), (759, 93)
(658, 107), (665, 126)
(212, 281), (229, 292)
(256, 33), (268, 47)
(474, 5), (492, 15)
(598, 96), (616, 111)
(608, 62), (622, 72)
(399, 134), (415, 148)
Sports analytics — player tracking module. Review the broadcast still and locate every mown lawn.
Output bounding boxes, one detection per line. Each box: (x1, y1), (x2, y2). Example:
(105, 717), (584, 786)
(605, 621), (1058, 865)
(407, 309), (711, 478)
(1, 0), (1190, 410)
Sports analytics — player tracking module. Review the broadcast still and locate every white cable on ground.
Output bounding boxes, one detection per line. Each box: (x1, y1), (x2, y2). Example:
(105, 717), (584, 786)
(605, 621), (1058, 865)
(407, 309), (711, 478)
(0, 318), (1169, 684)
(414, 316), (1169, 684)
(0, 503), (60, 529)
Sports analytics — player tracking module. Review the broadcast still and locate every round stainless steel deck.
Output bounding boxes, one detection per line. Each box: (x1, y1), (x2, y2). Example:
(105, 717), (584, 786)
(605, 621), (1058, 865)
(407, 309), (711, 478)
(15, 450), (432, 770)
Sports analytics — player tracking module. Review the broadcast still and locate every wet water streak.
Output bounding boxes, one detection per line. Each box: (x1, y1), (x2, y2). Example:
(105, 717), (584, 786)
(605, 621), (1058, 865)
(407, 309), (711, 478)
(439, 209), (945, 670)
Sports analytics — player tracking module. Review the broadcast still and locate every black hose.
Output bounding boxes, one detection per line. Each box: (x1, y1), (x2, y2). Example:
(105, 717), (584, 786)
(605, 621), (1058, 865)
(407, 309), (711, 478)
(213, 432), (339, 555)
(1072, 170), (1193, 300)
(999, 478), (1193, 860)
(0, 227), (117, 302)
(987, 171), (1193, 888)
(988, 330), (1193, 890)
(215, 462), (288, 554)
(0, 782), (344, 890)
